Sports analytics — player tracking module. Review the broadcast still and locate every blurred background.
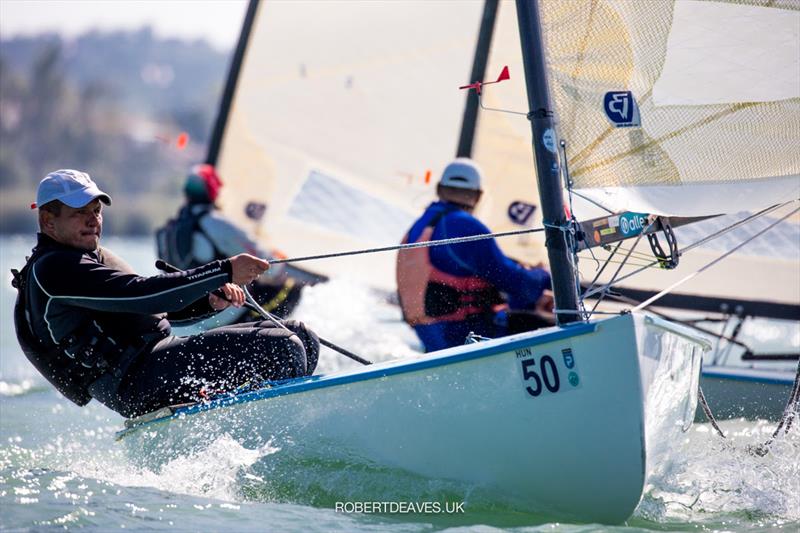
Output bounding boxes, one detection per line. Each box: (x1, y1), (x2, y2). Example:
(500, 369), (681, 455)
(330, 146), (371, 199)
(0, 0), (247, 235)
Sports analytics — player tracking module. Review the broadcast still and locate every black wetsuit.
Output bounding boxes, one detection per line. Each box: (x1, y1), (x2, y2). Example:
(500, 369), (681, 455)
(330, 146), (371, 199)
(16, 233), (319, 418)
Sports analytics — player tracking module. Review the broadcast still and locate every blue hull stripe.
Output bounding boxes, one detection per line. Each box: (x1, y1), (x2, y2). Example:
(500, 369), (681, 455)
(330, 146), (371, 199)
(118, 321), (597, 438)
(701, 370), (794, 386)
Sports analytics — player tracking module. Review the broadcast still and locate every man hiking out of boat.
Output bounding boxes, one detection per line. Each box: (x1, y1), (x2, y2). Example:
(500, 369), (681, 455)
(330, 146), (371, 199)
(396, 158), (553, 352)
(12, 169), (320, 418)
(155, 163), (305, 321)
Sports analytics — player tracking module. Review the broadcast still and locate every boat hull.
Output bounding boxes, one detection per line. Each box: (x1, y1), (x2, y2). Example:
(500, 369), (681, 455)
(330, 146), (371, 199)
(698, 366), (794, 421)
(119, 313), (706, 523)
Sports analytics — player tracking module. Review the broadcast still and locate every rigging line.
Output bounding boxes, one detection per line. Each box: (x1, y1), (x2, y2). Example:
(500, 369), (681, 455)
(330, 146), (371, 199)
(587, 242), (623, 315)
(587, 227), (648, 308)
(561, 141), (587, 317)
(241, 284), (372, 366)
(581, 246), (659, 263)
(585, 241), (621, 298)
(581, 202), (789, 300)
(751, 358), (800, 457)
(698, 387), (726, 439)
(632, 207), (800, 312)
(680, 202), (795, 255)
(268, 226), (545, 265)
(595, 291), (756, 353)
(568, 189), (615, 214)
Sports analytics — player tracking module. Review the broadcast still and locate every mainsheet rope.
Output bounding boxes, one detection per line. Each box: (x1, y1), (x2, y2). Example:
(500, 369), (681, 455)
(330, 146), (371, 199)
(266, 200), (798, 319)
(267, 226), (546, 265)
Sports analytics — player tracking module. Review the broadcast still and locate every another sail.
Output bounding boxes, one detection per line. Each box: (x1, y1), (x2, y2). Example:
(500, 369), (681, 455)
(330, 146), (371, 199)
(213, 0), (798, 317)
(214, 0), (484, 291)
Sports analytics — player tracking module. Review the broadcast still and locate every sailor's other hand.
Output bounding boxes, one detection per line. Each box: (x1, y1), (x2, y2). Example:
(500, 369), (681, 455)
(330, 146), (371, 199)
(535, 289), (555, 315)
(209, 283), (245, 310)
(230, 253), (270, 285)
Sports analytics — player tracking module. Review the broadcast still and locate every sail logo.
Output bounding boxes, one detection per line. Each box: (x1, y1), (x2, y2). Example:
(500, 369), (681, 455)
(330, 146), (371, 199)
(619, 212), (649, 236)
(562, 348), (575, 369)
(603, 91), (641, 128)
(245, 202), (267, 221)
(507, 201), (537, 225)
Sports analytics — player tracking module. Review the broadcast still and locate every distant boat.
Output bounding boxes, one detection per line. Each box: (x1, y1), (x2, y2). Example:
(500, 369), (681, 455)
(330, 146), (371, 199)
(699, 365), (795, 421)
(121, 0), (799, 523)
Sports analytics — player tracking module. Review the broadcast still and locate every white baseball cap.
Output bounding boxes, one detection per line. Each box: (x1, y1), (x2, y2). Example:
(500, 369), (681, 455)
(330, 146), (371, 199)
(438, 158), (483, 191)
(32, 169), (112, 210)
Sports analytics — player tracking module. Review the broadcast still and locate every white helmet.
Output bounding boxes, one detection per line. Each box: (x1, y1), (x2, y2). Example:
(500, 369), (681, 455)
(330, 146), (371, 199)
(438, 158), (483, 191)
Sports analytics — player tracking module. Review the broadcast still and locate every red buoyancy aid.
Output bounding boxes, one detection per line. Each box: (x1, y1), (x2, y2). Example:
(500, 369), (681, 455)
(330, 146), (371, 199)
(397, 223), (502, 326)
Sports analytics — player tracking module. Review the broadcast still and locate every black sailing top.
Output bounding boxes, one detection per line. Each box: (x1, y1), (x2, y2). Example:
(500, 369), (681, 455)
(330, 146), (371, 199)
(24, 232), (232, 356)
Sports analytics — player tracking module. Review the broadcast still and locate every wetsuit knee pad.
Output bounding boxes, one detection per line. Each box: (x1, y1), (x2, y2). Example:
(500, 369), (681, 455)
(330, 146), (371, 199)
(281, 320), (320, 374)
(256, 328), (308, 378)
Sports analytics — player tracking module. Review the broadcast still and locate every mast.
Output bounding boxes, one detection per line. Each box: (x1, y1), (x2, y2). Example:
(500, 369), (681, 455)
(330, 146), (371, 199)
(456, 0), (499, 158)
(206, 0), (261, 166)
(515, 0), (581, 324)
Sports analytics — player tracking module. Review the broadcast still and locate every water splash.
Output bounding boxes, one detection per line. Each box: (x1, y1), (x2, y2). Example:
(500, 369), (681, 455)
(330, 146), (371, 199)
(637, 419), (800, 527)
(0, 380), (38, 397)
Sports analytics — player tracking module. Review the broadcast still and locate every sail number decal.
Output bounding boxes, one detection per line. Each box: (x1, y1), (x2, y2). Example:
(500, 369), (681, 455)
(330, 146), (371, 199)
(603, 91), (641, 128)
(516, 346), (580, 398)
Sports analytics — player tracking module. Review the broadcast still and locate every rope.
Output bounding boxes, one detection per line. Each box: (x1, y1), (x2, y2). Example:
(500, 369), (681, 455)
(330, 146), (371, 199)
(582, 202), (794, 301)
(632, 207), (800, 312)
(241, 285), (373, 366)
(751, 357), (800, 457)
(698, 386), (726, 439)
(268, 226), (545, 265)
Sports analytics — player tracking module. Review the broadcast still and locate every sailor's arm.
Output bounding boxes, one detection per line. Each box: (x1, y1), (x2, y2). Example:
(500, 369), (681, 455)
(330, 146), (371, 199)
(33, 252), (266, 314)
(443, 214), (551, 308)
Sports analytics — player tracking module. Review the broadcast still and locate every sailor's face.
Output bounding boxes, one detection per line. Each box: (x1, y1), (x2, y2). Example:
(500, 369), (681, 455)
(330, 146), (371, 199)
(50, 199), (104, 251)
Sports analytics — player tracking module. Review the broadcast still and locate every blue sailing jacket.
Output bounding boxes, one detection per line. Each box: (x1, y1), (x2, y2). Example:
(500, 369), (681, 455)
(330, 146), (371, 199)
(400, 201), (551, 351)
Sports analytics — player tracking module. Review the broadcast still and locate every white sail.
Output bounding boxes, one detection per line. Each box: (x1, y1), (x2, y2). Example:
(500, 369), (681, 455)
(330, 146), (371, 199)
(215, 1), (484, 291)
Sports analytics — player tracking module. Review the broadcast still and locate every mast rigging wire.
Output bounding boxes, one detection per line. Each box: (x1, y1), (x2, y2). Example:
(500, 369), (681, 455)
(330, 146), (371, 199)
(268, 226), (546, 265)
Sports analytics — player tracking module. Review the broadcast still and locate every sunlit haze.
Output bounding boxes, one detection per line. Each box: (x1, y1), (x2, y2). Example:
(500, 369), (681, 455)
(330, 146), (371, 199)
(0, 0), (248, 50)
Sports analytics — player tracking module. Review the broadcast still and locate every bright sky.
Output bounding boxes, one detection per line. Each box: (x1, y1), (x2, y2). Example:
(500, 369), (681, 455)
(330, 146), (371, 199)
(0, 0), (248, 51)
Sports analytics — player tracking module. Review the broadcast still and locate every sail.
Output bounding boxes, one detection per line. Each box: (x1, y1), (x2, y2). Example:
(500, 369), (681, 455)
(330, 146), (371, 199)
(472, 0), (799, 318)
(213, 0), (798, 317)
(213, 0), (484, 291)
(538, 0), (800, 217)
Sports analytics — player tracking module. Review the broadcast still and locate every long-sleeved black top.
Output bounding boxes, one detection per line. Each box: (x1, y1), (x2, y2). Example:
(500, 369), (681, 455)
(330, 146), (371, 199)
(26, 233), (233, 351)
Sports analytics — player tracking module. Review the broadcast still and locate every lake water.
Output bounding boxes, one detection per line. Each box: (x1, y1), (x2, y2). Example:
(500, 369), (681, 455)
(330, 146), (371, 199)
(1, 235), (797, 532)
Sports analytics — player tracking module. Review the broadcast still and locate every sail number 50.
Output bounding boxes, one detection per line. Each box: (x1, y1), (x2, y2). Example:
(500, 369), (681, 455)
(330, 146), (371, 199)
(520, 355), (560, 397)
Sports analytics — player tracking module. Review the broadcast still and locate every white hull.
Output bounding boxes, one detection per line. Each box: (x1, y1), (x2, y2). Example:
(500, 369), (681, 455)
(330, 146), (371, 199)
(698, 366), (794, 421)
(119, 313), (706, 523)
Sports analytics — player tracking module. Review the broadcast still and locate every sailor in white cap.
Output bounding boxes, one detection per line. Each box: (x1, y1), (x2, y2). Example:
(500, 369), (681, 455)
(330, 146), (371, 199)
(396, 158), (553, 352)
(12, 169), (319, 417)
